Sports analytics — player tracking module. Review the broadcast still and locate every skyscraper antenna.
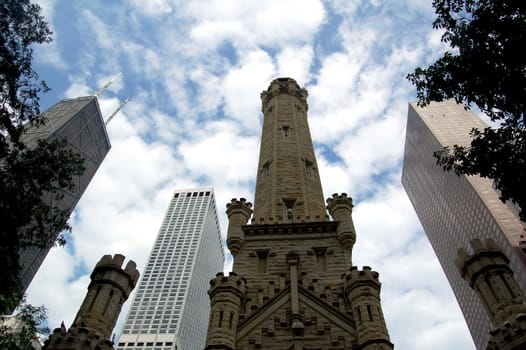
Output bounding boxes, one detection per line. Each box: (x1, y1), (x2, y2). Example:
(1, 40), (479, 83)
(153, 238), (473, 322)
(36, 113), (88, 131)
(93, 72), (122, 97)
(105, 97), (130, 126)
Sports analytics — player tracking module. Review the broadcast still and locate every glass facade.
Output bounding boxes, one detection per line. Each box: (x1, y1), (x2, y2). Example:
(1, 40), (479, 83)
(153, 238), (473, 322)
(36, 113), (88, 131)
(19, 96), (111, 292)
(116, 188), (224, 350)
(402, 100), (526, 350)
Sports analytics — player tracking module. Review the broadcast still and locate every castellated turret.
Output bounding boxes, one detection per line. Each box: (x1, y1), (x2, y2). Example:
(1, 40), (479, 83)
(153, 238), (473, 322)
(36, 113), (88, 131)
(205, 272), (246, 350)
(44, 254), (139, 350)
(226, 198), (253, 256)
(456, 239), (526, 350)
(327, 193), (357, 265)
(343, 266), (393, 350)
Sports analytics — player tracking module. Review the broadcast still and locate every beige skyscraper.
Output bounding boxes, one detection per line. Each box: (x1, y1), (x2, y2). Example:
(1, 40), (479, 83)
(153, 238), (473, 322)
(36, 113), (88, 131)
(204, 78), (393, 350)
(401, 100), (526, 349)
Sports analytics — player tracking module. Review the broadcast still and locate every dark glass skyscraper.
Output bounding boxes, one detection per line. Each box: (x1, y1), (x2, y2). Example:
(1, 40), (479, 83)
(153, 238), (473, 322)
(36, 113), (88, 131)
(402, 100), (526, 350)
(19, 96), (111, 292)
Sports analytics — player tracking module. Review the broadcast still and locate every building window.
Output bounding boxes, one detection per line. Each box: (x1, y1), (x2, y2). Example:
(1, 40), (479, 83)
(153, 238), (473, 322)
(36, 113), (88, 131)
(262, 160), (271, 177)
(256, 250), (269, 274)
(304, 158), (313, 175)
(313, 247), (327, 272)
(281, 125), (290, 138)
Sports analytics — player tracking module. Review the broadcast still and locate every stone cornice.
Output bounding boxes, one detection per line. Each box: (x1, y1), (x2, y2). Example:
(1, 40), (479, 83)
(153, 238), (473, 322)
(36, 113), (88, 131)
(242, 221), (338, 236)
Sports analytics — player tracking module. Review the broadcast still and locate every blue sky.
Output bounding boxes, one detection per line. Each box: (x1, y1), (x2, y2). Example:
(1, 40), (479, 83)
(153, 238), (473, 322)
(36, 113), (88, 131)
(26, 1), (475, 349)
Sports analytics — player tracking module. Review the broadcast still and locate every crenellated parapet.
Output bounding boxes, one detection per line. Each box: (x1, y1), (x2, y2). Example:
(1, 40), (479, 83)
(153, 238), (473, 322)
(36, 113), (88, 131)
(487, 313), (526, 350)
(260, 77), (308, 112)
(343, 266), (393, 350)
(44, 254), (139, 350)
(226, 198), (253, 256)
(205, 272), (247, 350)
(327, 193), (356, 264)
(456, 239), (526, 350)
(43, 326), (114, 350)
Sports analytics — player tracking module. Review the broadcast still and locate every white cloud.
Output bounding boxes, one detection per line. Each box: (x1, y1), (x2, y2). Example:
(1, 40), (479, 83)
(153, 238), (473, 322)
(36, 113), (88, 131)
(276, 46), (314, 85)
(129, 0), (174, 16)
(334, 114), (405, 193)
(63, 81), (92, 99)
(25, 248), (88, 328)
(318, 155), (353, 199)
(221, 50), (276, 130)
(186, 0), (326, 50)
(178, 120), (259, 188)
(80, 10), (114, 50)
(34, 42), (67, 70)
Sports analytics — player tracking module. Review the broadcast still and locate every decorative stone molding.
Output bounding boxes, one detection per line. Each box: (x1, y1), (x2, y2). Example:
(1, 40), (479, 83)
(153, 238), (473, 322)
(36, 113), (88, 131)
(260, 78), (308, 112)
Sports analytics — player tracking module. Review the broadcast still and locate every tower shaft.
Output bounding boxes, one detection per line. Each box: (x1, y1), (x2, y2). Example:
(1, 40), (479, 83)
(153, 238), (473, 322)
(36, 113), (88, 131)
(254, 78), (326, 224)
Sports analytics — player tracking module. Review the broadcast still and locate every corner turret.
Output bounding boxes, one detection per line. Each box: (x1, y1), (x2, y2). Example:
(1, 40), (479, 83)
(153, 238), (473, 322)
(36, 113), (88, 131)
(343, 266), (393, 350)
(205, 272), (247, 350)
(456, 239), (526, 350)
(226, 198), (253, 256)
(44, 254), (139, 350)
(327, 193), (356, 264)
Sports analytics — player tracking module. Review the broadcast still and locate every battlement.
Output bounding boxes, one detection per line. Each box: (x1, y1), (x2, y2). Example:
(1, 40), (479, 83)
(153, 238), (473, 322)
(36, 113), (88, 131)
(343, 266), (381, 288)
(327, 192), (351, 202)
(209, 272), (247, 296)
(44, 324), (114, 350)
(226, 198), (253, 219)
(487, 313), (526, 350)
(456, 239), (512, 286)
(326, 193), (354, 216)
(69, 254), (139, 341)
(92, 254), (140, 286)
(260, 77), (308, 109)
(227, 198), (253, 209)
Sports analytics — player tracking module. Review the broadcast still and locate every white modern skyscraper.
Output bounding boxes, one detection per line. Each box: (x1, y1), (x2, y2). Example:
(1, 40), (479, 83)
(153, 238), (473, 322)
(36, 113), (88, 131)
(117, 188), (224, 350)
(402, 100), (526, 350)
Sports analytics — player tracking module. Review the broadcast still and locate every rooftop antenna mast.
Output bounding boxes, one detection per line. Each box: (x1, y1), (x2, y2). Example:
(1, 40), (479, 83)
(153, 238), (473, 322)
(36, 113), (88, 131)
(93, 72), (122, 97)
(105, 97), (130, 126)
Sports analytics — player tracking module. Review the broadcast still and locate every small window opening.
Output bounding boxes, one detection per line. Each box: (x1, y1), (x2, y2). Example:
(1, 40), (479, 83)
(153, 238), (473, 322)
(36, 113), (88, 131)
(304, 158), (313, 175)
(313, 247), (327, 272)
(256, 250), (269, 274)
(262, 160), (271, 177)
(282, 125), (290, 138)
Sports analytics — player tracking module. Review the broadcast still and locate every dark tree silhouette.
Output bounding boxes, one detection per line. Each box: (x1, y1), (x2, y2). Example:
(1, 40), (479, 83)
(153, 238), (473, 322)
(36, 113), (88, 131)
(407, 0), (526, 220)
(1, 0), (84, 313)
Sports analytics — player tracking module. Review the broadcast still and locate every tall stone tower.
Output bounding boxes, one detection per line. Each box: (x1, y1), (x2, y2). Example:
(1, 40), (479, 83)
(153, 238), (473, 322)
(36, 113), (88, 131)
(204, 78), (393, 350)
(44, 254), (139, 350)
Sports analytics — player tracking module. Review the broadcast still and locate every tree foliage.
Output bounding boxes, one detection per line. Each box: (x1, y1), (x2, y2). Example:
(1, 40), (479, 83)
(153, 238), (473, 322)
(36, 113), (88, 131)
(407, 0), (526, 220)
(0, 299), (50, 350)
(1, 0), (84, 313)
